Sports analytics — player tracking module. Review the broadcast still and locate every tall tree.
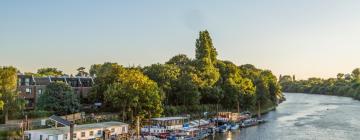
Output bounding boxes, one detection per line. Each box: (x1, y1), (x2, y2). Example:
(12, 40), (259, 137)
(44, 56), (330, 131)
(0, 66), (25, 123)
(194, 31), (221, 104)
(254, 77), (269, 118)
(37, 82), (80, 115)
(194, 30), (220, 88)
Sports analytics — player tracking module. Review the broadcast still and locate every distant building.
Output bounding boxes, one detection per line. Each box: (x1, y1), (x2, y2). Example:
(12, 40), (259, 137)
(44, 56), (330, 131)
(24, 121), (129, 140)
(17, 74), (94, 110)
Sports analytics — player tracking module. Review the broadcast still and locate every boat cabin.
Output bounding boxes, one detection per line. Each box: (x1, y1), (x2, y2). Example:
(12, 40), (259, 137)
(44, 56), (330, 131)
(216, 112), (249, 122)
(150, 117), (188, 130)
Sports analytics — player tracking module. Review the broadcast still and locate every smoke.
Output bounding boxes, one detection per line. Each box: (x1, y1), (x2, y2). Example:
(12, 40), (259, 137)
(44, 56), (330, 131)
(183, 10), (206, 31)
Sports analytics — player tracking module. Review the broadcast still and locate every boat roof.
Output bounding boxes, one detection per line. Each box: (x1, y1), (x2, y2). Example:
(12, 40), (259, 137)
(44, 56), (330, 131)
(151, 117), (188, 121)
(25, 121), (128, 135)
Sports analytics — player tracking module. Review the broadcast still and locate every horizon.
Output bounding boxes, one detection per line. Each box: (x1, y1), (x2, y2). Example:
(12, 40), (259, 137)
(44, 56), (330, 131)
(2, 0), (360, 80)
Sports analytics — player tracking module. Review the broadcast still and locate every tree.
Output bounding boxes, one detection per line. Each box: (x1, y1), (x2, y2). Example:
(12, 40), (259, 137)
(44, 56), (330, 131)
(37, 82), (80, 115)
(142, 64), (180, 105)
(37, 68), (63, 76)
(104, 68), (163, 121)
(254, 77), (270, 118)
(89, 63), (125, 103)
(89, 64), (102, 76)
(194, 30), (220, 88)
(76, 67), (89, 77)
(173, 71), (201, 106)
(337, 73), (344, 80)
(352, 68), (360, 79)
(0, 66), (25, 123)
(166, 54), (191, 68)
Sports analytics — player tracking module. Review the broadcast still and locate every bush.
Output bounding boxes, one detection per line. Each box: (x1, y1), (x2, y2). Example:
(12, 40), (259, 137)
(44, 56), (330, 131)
(26, 110), (53, 118)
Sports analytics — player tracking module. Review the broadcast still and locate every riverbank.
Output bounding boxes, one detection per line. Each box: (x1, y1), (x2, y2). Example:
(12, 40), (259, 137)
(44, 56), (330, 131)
(285, 92), (360, 101)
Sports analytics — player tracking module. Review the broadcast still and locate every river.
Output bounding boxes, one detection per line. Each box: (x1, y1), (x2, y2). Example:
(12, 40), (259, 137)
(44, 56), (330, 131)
(207, 93), (360, 140)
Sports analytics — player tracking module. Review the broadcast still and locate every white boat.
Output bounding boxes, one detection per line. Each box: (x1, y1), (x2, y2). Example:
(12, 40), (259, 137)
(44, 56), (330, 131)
(230, 124), (239, 130)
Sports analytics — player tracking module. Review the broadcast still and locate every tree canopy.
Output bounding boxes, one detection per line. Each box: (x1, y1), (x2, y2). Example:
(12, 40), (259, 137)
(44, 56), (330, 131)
(280, 68), (360, 100)
(36, 82), (80, 115)
(0, 66), (25, 123)
(104, 68), (163, 121)
(37, 68), (63, 77)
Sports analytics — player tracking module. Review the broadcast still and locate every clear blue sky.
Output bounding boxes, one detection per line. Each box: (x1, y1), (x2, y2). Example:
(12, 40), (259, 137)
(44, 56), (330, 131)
(2, 0), (360, 79)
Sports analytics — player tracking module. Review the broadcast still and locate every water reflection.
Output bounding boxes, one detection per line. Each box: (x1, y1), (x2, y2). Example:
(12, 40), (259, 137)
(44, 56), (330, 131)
(207, 93), (360, 140)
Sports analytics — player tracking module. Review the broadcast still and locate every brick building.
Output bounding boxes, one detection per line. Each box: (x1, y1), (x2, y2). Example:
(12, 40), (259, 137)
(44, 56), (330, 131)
(17, 74), (94, 110)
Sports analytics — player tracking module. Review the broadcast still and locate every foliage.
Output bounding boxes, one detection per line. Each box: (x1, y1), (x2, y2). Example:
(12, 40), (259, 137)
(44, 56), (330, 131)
(166, 54), (191, 68)
(76, 67), (89, 76)
(280, 68), (360, 100)
(89, 63), (125, 103)
(36, 82), (80, 115)
(104, 68), (163, 121)
(36, 67), (63, 76)
(0, 66), (25, 124)
(143, 63), (181, 105)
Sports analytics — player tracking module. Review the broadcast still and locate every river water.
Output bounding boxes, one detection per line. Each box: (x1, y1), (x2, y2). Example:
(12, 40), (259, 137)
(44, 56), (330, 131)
(208, 93), (360, 140)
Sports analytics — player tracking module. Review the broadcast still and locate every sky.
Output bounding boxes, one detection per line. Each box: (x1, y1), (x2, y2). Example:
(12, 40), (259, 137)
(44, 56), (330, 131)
(2, 0), (360, 79)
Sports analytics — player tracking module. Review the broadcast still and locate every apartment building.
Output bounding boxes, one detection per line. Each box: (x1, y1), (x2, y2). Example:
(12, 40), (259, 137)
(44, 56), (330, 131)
(17, 74), (94, 109)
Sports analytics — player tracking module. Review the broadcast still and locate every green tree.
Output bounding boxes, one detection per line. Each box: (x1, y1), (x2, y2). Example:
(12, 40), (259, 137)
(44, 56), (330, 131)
(0, 66), (25, 123)
(104, 68), (163, 121)
(194, 31), (221, 104)
(76, 67), (89, 77)
(143, 63), (180, 105)
(37, 68), (63, 76)
(173, 71), (201, 106)
(89, 64), (102, 76)
(352, 68), (360, 79)
(337, 73), (344, 80)
(37, 82), (80, 115)
(254, 77), (270, 118)
(89, 63), (125, 103)
(194, 30), (220, 88)
(166, 54), (191, 68)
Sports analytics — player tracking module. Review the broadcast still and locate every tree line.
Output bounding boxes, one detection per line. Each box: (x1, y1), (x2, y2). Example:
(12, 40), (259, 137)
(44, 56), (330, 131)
(280, 68), (360, 100)
(0, 30), (284, 123)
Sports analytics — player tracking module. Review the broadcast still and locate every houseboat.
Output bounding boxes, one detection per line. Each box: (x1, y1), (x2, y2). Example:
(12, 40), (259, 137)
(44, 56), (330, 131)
(141, 117), (188, 138)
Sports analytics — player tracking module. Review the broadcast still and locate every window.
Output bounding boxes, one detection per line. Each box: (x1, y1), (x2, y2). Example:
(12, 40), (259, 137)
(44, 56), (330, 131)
(111, 128), (115, 132)
(26, 88), (31, 94)
(64, 134), (67, 139)
(25, 78), (30, 86)
(18, 78), (22, 86)
(38, 89), (42, 95)
(81, 132), (85, 137)
(89, 131), (94, 136)
(73, 133), (77, 138)
(40, 135), (43, 140)
(97, 130), (102, 135)
(122, 127), (126, 132)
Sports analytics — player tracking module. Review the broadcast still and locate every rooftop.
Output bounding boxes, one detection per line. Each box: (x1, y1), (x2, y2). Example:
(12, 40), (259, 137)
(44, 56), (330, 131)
(25, 121), (128, 135)
(151, 117), (188, 121)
